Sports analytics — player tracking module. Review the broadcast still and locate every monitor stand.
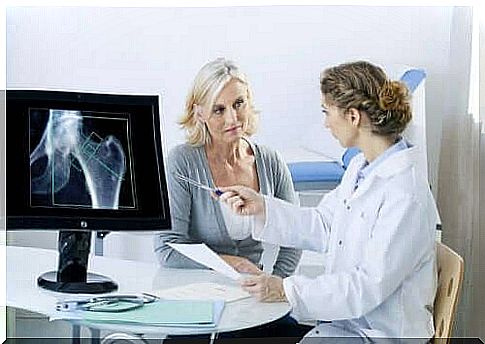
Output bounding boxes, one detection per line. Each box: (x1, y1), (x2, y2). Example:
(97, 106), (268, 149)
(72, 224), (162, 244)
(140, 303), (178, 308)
(37, 230), (118, 294)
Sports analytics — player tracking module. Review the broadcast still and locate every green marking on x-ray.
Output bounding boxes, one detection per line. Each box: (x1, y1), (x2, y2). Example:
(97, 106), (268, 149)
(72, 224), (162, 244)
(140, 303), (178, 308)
(78, 131), (125, 181)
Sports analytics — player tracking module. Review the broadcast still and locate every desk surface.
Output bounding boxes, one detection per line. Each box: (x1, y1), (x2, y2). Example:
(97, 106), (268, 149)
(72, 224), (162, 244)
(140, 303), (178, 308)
(6, 245), (290, 336)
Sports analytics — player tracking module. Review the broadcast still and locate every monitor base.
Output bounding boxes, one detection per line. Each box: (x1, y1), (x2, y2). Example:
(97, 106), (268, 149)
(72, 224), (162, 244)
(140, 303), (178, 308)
(38, 271), (118, 294)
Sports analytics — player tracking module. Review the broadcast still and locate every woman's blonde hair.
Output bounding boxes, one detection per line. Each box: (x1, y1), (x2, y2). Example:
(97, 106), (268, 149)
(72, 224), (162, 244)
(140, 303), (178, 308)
(320, 61), (412, 136)
(179, 58), (259, 146)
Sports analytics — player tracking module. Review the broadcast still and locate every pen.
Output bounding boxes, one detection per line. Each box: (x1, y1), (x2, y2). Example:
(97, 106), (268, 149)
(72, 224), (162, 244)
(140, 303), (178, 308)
(175, 172), (223, 196)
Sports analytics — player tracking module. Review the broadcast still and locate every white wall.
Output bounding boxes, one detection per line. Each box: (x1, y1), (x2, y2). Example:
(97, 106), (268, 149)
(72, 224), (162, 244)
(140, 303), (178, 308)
(7, 6), (454, 172)
(6, 5), (467, 256)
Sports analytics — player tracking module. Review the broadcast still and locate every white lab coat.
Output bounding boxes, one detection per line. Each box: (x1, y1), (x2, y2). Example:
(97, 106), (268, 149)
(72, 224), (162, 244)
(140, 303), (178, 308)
(253, 146), (438, 342)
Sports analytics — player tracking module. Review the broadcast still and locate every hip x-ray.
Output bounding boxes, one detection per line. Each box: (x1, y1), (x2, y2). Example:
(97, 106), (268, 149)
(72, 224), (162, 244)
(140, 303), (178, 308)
(29, 109), (136, 210)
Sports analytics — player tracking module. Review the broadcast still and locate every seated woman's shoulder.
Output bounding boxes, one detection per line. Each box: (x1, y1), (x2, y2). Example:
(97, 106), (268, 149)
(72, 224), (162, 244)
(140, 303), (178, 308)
(169, 143), (200, 158)
(253, 143), (282, 161)
(167, 144), (204, 171)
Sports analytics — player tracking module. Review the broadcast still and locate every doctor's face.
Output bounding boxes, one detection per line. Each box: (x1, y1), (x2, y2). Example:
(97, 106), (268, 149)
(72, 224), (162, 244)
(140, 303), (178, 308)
(202, 79), (250, 145)
(321, 96), (356, 148)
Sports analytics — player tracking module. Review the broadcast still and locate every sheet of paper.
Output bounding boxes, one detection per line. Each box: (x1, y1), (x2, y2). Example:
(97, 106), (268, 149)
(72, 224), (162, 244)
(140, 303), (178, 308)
(153, 282), (251, 303)
(167, 243), (241, 280)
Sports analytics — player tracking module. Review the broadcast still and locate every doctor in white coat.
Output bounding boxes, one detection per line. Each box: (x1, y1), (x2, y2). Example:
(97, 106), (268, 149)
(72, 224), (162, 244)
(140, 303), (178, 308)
(218, 61), (438, 343)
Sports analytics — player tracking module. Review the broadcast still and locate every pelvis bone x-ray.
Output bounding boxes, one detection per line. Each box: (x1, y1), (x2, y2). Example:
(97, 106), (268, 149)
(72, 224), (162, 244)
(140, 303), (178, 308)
(29, 109), (136, 210)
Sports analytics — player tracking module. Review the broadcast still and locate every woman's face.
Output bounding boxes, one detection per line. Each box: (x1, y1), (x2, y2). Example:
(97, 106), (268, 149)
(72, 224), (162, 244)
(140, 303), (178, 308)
(201, 79), (250, 145)
(321, 96), (357, 148)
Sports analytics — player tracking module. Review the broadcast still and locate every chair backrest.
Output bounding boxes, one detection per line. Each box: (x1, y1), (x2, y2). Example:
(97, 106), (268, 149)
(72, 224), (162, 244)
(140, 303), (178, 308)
(433, 242), (464, 343)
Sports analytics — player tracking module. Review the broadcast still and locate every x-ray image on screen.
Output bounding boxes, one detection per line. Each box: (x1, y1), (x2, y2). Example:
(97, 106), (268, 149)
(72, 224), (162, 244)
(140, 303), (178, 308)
(29, 109), (136, 210)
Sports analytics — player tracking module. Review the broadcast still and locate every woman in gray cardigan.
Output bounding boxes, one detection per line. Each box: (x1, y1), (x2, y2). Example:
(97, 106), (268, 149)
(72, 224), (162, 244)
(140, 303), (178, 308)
(154, 58), (302, 278)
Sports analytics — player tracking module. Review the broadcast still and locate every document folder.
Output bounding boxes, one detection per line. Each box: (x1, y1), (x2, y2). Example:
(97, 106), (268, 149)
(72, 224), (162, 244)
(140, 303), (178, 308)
(83, 300), (223, 327)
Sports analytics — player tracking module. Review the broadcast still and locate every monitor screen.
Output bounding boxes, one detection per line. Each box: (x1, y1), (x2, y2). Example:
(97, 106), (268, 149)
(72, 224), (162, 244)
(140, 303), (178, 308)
(7, 90), (171, 232)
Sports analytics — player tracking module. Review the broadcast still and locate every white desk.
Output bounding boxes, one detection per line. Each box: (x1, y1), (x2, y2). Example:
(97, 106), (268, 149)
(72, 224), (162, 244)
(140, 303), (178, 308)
(6, 245), (290, 341)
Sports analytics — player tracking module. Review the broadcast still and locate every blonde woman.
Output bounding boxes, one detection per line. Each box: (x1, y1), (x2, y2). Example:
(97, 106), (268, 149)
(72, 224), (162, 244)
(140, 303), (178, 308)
(155, 58), (301, 278)
(219, 61), (438, 342)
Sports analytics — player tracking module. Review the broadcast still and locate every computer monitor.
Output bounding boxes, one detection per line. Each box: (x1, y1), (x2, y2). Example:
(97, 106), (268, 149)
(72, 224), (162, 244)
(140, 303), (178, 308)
(6, 89), (171, 294)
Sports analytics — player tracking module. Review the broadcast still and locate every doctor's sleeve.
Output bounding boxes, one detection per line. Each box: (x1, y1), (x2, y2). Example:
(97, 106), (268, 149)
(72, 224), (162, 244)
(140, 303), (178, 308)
(270, 150), (302, 278)
(282, 191), (435, 321)
(252, 186), (339, 253)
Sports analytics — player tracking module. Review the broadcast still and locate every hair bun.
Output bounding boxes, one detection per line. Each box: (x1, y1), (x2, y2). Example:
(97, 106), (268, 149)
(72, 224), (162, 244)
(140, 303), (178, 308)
(378, 80), (409, 111)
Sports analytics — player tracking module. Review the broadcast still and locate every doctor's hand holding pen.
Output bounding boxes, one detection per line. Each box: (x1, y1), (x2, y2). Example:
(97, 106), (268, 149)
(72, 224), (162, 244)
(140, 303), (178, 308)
(216, 185), (266, 217)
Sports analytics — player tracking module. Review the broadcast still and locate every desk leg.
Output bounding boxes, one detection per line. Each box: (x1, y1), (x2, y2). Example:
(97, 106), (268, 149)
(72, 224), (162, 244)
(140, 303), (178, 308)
(209, 332), (218, 344)
(72, 324), (81, 344)
(90, 328), (101, 344)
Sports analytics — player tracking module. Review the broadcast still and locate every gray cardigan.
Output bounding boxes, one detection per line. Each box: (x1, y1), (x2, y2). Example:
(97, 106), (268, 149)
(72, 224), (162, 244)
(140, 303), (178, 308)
(154, 139), (302, 278)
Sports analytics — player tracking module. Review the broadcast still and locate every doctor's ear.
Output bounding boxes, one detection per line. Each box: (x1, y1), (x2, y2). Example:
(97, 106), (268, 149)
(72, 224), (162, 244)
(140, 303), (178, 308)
(347, 108), (361, 127)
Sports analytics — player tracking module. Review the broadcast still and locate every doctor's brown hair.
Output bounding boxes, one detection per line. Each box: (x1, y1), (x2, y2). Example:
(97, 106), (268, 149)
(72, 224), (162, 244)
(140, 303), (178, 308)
(320, 61), (412, 136)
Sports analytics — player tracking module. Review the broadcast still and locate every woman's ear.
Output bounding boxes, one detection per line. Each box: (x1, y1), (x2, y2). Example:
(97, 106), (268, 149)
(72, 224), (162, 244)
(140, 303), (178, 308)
(193, 104), (205, 123)
(348, 108), (361, 127)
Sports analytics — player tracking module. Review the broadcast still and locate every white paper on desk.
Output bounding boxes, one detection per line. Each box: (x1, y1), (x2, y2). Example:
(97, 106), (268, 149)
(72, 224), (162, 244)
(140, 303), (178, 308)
(167, 243), (241, 280)
(153, 282), (251, 303)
